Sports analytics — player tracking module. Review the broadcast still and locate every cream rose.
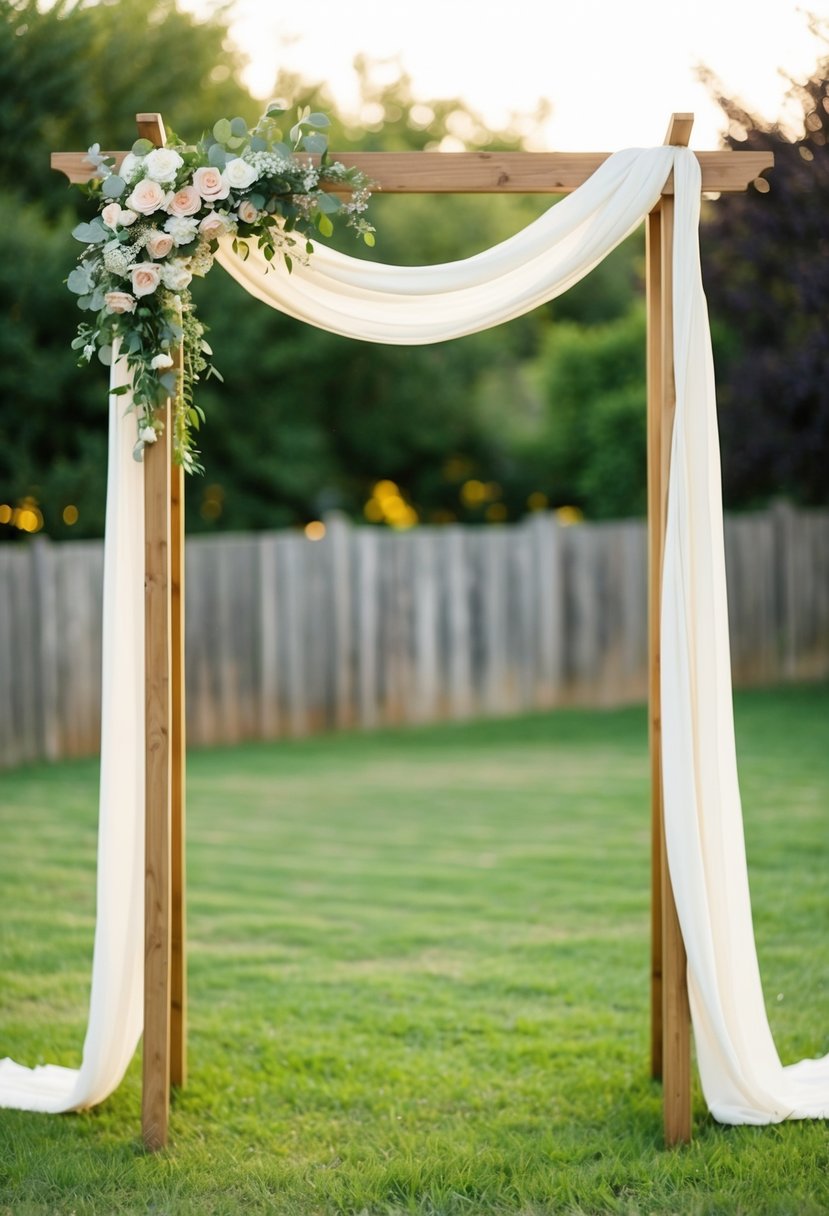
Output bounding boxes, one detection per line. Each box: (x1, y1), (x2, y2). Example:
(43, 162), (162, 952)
(119, 209), (138, 226)
(236, 199), (259, 225)
(143, 147), (184, 183)
(199, 212), (229, 240)
(101, 202), (123, 230)
(130, 263), (163, 297)
(160, 260), (193, 292)
(167, 185), (201, 217)
(139, 426), (158, 444)
(126, 177), (171, 216)
(118, 152), (141, 183)
(104, 291), (137, 314)
(145, 229), (174, 259)
(151, 352), (175, 370)
(192, 165), (230, 202)
(223, 158), (258, 191)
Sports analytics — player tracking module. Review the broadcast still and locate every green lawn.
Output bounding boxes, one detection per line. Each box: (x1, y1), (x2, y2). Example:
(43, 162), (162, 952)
(1, 685), (827, 1215)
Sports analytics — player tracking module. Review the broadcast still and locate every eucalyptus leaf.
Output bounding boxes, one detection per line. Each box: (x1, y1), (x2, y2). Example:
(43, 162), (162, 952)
(98, 345), (113, 366)
(266, 105), (285, 118)
(226, 135), (245, 150)
(71, 221), (104, 244)
(101, 175), (126, 198)
(249, 192), (265, 210)
(306, 113), (331, 128)
(315, 191), (341, 215)
(131, 138), (154, 156)
(208, 143), (228, 169)
(213, 118), (232, 143)
(302, 134), (327, 154)
(230, 116), (248, 136)
(67, 266), (92, 294)
(250, 136), (267, 152)
(89, 287), (106, 311)
(77, 295), (92, 311)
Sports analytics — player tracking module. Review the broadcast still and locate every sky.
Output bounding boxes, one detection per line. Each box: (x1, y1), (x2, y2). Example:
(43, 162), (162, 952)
(179, 0), (826, 150)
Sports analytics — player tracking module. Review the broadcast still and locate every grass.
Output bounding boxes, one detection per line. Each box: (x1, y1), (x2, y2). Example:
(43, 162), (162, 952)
(0, 684), (827, 1215)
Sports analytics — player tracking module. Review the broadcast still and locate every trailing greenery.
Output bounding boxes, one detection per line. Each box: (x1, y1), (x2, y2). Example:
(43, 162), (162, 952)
(0, 685), (827, 1214)
(68, 105), (374, 470)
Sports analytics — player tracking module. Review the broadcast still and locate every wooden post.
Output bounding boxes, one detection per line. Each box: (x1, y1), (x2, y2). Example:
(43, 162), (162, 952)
(647, 113), (693, 1145)
(170, 421), (187, 1089)
(138, 111), (187, 1148)
(142, 394), (172, 1151)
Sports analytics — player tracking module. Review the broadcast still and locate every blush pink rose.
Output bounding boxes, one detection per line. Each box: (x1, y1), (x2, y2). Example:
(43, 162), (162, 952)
(192, 165), (230, 203)
(145, 230), (174, 259)
(126, 177), (171, 216)
(130, 263), (163, 297)
(167, 185), (201, 217)
(101, 202), (123, 230)
(104, 291), (137, 314)
(198, 213), (228, 240)
(236, 199), (259, 224)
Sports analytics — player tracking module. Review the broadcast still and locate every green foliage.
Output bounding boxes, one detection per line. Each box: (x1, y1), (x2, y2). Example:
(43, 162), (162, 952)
(1, 686), (828, 1212)
(699, 18), (829, 507)
(0, 1), (650, 538)
(521, 305), (648, 518)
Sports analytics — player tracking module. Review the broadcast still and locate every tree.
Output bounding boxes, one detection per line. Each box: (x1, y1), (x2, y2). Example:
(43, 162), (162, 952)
(0, 0), (256, 537)
(699, 16), (829, 507)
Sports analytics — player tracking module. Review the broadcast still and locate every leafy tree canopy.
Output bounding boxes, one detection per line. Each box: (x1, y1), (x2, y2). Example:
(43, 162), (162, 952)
(699, 14), (829, 507)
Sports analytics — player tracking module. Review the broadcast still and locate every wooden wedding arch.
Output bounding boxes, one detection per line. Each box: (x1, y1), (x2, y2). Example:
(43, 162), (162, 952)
(53, 113), (773, 1151)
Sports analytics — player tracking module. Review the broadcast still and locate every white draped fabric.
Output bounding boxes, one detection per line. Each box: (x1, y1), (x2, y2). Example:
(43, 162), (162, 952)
(0, 353), (145, 1111)
(2, 145), (826, 1124)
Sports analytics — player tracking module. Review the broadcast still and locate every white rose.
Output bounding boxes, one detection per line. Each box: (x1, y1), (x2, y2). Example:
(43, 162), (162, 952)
(223, 158), (258, 191)
(126, 177), (171, 216)
(130, 262), (163, 297)
(139, 426), (158, 444)
(161, 260), (193, 291)
(151, 353), (175, 370)
(118, 152), (142, 183)
(164, 215), (199, 246)
(143, 147), (184, 183)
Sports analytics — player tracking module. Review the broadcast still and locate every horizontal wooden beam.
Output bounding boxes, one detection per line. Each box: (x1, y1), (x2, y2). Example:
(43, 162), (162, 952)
(51, 148), (773, 194)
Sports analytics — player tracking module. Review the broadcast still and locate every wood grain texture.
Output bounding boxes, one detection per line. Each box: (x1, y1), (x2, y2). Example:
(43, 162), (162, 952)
(142, 401), (172, 1153)
(50, 148), (774, 193)
(170, 456), (187, 1091)
(646, 172), (692, 1144)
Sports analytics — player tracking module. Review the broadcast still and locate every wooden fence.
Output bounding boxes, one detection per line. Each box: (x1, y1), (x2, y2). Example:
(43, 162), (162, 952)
(1, 504), (827, 768)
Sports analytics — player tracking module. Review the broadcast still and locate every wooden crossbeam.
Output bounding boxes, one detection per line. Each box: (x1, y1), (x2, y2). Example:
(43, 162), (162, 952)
(51, 147), (772, 194)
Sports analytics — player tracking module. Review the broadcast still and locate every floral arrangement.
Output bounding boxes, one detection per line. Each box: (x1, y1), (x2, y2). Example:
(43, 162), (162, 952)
(68, 106), (375, 472)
